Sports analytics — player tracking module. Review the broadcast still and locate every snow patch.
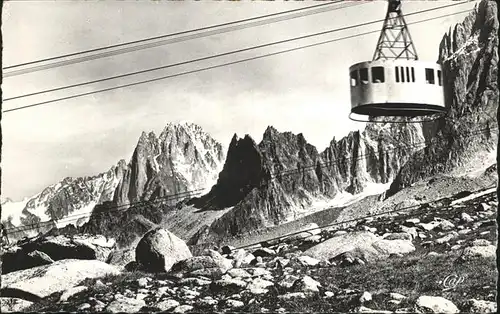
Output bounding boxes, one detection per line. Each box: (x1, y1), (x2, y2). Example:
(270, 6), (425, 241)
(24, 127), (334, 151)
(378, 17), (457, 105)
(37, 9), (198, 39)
(1, 198), (29, 226)
(54, 201), (97, 229)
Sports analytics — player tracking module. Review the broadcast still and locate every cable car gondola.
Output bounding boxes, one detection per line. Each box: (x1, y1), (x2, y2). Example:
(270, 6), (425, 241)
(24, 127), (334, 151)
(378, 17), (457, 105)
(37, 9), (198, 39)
(348, 0), (447, 123)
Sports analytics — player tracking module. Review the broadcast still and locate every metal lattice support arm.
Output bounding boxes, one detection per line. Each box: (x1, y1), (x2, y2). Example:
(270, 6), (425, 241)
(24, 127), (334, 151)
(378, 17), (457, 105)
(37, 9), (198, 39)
(372, 0), (419, 61)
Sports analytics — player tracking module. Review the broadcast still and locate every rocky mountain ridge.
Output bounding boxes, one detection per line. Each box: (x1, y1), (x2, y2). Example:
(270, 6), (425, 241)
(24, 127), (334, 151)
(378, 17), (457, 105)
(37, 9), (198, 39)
(187, 0), (498, 245)
(1, 122), (226, 242)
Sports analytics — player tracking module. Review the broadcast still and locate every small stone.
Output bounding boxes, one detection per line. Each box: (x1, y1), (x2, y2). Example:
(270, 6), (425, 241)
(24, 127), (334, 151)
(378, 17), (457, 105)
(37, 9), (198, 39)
(435, 232), (458, 244)
(137, 277), (149, 288)
(292, 275), (321, 293)
(362, 226), (377, 233)
(252, 248), (275, 257)
(157, 299), (180, 311)
(278, 274), (300, 289)
(460, 213), (474, 223)
(248, 268), (272, 277)
(106, 297), (146, 313)
(173, 305), (194, 313)
(477, 203), (491, 211)
(296, 255), (320, 267)
(389, 293), (407, 300)
(227, 268), (251, 279)
(278, 292), (307, 300)
(178, 277), (211, 286)
(472, 239), (491, 246)
(226, 299), (244, 308)
(78, 303), (91, 310)
(197, 296), (218, 306)
(325, 291), (334, 298)
(247, 288), (269, 295)
(359, 291), (372, 303)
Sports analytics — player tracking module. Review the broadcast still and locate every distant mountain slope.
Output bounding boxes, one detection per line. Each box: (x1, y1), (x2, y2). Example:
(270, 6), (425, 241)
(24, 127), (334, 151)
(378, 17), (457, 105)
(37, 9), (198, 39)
(1, 122), (226, 243)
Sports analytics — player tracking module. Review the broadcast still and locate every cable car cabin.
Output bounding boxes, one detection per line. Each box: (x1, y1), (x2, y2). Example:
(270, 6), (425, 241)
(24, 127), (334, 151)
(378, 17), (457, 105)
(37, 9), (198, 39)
(349, 59), (446, 117)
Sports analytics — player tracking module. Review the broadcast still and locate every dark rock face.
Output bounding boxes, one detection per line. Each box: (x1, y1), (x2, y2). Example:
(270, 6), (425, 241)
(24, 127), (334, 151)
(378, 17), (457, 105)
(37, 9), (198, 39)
(388, 0), (498, 196)
(188, 134), (265, 211)
(189, 124), (424, 245)
(2, 250), (54, 275)
(113, 122), (225, 206)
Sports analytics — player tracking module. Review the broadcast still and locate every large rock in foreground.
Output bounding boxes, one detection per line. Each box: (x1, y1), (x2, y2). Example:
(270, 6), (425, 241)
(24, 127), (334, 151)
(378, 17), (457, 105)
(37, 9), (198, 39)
(1, 259), (121, 299)
(2, 235), (115, 274)
(415, 296), (459, 313)
(135, 228), (192, 272)
(303, 231), (415, 262)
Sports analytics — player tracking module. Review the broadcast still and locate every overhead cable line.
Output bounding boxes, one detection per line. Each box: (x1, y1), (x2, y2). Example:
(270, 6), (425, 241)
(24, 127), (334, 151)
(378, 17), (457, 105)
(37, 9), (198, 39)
(2, 9), (474, 114)
(3, 0), (354, 76)
(5, 123), (497, 234)
(4, 7), (473, 103)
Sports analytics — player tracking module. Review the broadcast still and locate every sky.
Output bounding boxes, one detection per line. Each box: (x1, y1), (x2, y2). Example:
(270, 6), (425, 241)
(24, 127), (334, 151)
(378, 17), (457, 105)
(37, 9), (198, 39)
(1, 0), (478, 201)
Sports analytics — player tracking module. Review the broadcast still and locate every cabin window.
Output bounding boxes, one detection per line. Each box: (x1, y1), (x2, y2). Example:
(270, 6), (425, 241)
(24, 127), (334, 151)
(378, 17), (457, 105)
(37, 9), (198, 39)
(425, 68), (435, 84)
(371, 67), (385, 83)
(360, 68), (369, 84)
(395, 67), (400, 82)
(411, 67), (415, 82)
(437, 70), (443, 86)
(406, 67), (411, 83)
(350, 70), (358, 87)
(400, 67), (406, 83)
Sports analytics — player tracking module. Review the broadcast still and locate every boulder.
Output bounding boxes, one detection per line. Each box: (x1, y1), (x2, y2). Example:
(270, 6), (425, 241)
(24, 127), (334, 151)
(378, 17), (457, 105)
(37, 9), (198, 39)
(292, 275), (321, 293)
(461, 245), (496, 260)
(135, 228), (192, 272)
(20, 235), (114, 262)
(415, 296), (459, 313)
(171, 249), (232, 277)
(303, 231), (414, 263)
(1, 259), (121, 299)
(2, 250), (54, 274)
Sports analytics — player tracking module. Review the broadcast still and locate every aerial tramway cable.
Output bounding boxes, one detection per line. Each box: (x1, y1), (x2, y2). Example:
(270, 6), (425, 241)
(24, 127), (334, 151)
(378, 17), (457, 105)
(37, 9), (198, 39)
(3, 6), (473, 114)
(2, 0), (353, 76)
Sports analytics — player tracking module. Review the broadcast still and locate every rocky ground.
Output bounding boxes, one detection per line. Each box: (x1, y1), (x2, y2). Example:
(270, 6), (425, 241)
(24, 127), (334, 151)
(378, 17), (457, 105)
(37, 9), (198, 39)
(1, 184), (497, 313)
